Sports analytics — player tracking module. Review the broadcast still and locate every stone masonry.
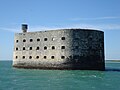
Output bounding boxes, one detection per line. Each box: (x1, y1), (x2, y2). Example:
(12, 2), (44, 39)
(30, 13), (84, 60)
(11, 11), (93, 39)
(13, 24), (105, 70)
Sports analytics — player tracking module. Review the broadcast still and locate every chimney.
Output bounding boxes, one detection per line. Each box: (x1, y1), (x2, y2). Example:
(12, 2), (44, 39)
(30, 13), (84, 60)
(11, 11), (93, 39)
(22, 24), (28, 33)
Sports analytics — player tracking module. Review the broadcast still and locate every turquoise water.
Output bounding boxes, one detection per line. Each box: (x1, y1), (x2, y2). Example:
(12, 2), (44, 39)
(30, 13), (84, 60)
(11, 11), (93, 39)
(0, 61), (120, 90)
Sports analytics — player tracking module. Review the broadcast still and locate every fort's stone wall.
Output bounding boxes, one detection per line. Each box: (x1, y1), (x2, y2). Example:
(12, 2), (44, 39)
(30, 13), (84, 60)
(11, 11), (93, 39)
(13, 29), (105, 70)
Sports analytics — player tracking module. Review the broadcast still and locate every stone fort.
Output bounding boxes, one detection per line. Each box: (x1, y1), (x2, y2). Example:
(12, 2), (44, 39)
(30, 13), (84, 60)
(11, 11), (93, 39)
(13, 24), (105, 70)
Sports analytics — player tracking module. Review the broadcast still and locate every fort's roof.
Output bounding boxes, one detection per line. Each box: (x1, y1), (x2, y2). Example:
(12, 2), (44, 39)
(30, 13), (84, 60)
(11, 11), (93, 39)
(17, 28), (103, 34)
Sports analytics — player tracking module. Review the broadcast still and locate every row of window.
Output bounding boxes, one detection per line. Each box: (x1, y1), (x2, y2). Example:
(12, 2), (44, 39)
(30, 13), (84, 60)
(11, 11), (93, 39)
(15, 56), (65, 59)
(16, 37), (65, 43)
(16, 46), (65, 51)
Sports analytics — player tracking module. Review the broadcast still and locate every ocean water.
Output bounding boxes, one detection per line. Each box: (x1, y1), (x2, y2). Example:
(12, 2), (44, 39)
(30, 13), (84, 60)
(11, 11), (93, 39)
(0, 61), (120, 90)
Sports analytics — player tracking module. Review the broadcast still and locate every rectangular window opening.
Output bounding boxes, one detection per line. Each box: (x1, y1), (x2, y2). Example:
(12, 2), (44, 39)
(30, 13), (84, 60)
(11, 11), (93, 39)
(16, 56), (18, 59)
(61, 37), (65, 40)
(37, 38), (40, 41)
(44, 56), (47, 59)
(44, 38), (47, 41)
(52, 46), (55, 49)
(61, 46), (65, 49)
(30, 39), (33, 42)
(61, 56), (65, 59)
(51, 56), (54, 59)
(22, 56), (25, 59)
(16, 40), (18, 43)
(44, 46), (47, 50)
(29, 56), (32, 59)
(23, 47), (25, 50)
(36, 56), (39, 59)
(29, 47), (32, 50)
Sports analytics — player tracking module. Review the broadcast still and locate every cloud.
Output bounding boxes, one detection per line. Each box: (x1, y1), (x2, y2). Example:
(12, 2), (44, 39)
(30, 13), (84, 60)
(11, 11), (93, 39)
(1, 23), (120, 33)
(71, 16), (120, 21)
(29, 23), (120, 32)
(0, 27), (18, 33)
(67, 23), (120, 30)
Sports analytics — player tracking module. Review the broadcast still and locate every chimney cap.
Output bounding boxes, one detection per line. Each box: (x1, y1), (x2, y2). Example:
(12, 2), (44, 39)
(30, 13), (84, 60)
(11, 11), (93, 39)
(22, 24), (28, 33)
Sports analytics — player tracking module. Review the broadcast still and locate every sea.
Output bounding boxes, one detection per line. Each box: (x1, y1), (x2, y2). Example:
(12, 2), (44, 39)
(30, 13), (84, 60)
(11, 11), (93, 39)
(0, 60), (120, 90)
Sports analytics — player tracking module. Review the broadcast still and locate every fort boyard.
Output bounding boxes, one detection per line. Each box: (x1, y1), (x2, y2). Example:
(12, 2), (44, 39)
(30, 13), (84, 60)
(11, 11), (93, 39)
(13, 24), (105, 70)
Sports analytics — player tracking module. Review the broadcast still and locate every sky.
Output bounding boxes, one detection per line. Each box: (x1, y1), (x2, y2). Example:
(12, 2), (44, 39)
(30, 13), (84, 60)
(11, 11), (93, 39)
(0, 0), (120, 60)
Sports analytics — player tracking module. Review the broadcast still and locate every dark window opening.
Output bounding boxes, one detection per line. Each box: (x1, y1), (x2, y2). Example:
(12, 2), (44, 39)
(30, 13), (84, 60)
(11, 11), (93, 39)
(29, 47), (32, 50)
(30, 39), (33, 42)
(37, 38), (40, 41)
(61, 56), (65, 59)
(16, 47), (18, 51)
(44, 38), (47, 41)
(16, 40), (18, 43)
(44, 46), (47, 50)
(36, 47), (39, 50)
(89, 36), (92, 40)
(69, 56), (72, 59)
(61, 37), (65, 40)
(73, 55), (79, 59)
(44, 56), (47, 59)
(16, 56), (18, 59)
(29, 56), (32, 59)
(75, 38), (79, 40)
(52, 46), (55, 49)
(61, 46), (65, 49)
(36, 56), (39, 59)
(23, 39), (26, 42)
(22, 56), (25, 59)
(89, 37), (92, 40)
(23, 47), (25, 50)
(51, 56), (54, 59)
(75, 46), (79, 49)
(89, 46), (92, 49)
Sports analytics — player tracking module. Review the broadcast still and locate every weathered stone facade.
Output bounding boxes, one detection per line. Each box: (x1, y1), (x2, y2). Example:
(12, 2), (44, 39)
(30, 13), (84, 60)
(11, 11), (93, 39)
(13, 25), (105, 70)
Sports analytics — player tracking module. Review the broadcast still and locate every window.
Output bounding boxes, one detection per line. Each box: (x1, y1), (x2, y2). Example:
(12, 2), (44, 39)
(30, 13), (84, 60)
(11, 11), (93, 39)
(89, 36), (92, 40)
(29, 47), (32, 50)
(75, 38), (79, 40)
(61, 46), (65, 49)
(44, 56), (47, 59)
(30, 39), (33, 42)
(61, 56), (65, 59)
(16, 47), (18, 51)
(75, 46), (79, 49)
(23, 47), (25, 50)
(61, 37), (65, 40)
(51, 56), (54, 59)
(73, 55), (79, 59)
(52, 46), (55, 50)
(37, 38), (40, 41)
(69, 56), (72, 59)
(22, 56), (25, 59)
(16, 40), (18, 43)
(23, 39), (26, 42)
(52, 37), (55, 41)
(36, 56), (39, 59)
(29, 56), (32, 59)
(16, 56), (18, 59)
(36, 47), (39, 50)
(44, 46), (47, 50)
(44, 38), (47, 41)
